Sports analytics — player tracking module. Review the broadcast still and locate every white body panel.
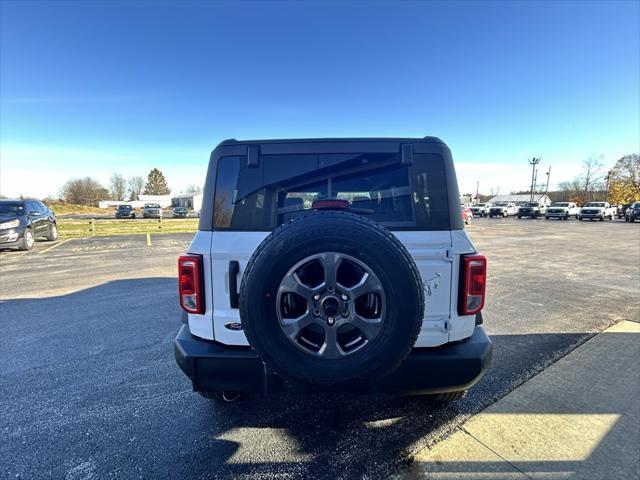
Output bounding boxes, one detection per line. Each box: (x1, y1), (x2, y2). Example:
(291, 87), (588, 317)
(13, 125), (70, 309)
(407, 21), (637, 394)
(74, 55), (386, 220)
(546, 203), (580, 217)
(580, 203), (616, 219)
(186, 228), (478, 349)
(489, 203), (517, 216)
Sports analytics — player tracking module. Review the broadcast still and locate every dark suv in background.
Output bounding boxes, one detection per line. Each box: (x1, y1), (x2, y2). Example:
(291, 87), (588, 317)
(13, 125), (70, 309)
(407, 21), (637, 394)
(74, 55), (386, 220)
(115, 204), (136, 219)
(0, 199), (58, 251)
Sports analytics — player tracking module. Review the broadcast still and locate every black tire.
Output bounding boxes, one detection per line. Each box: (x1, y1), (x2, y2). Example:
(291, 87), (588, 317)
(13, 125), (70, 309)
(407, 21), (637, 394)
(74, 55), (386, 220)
(599, 215), (604, 221)
(430, 390), (467, 403)
(46, 222), (58, 241)
(517, 216), (521, 219)
(239, 211), (424, 387)
(18, 228), (34, 251)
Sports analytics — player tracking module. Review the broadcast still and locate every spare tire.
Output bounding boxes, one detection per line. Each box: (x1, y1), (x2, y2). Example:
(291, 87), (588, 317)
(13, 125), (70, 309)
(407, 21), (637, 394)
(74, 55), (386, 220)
(239, 211), (424, 387)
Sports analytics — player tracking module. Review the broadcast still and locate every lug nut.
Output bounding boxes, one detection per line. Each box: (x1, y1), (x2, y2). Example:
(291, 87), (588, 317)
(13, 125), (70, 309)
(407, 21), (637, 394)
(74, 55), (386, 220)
(341, 293), (348, 301)
(313, 294), (321, 301)
(327, 316), (335, 326)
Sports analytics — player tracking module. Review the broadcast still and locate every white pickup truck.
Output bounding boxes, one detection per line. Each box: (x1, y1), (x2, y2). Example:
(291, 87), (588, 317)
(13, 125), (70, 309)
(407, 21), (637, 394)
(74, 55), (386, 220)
(579, 202), (616, 221)
(545, 202), (580, 220)
(488, 202), (517, 217)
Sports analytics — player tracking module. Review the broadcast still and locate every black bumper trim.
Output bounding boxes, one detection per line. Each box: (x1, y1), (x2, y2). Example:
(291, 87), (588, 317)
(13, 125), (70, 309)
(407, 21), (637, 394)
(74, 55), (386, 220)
(174, 324), (493, 395)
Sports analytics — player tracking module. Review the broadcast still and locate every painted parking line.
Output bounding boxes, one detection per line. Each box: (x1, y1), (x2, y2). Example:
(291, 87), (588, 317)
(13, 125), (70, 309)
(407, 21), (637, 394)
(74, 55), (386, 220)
(39, 238), (73, 254)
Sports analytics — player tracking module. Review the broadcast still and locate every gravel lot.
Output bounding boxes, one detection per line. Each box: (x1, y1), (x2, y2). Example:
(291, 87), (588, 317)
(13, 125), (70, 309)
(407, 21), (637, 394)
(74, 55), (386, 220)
(1, 219), (638, 479)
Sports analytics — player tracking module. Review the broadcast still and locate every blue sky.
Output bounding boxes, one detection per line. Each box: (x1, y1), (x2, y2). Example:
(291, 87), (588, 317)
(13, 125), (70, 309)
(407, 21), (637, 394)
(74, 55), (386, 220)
(1, 0), (638, 198)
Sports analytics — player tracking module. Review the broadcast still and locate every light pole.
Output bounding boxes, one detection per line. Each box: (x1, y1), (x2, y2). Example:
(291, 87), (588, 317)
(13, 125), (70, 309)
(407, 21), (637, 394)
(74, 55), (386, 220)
(529, 157), (541, 202)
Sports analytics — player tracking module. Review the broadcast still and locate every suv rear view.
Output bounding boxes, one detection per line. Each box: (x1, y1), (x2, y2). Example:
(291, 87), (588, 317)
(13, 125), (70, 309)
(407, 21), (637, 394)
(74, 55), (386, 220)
(174, 137), (492, 402)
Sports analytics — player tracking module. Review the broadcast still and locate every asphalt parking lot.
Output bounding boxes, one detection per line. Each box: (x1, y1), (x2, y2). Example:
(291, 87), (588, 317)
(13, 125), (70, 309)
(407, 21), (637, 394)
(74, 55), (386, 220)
(1, 219), (638, 479)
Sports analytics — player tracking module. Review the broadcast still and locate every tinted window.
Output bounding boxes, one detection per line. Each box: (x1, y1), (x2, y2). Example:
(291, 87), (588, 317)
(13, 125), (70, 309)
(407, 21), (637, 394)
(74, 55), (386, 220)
(34, 201), (48, 214)
(214, 156), (273, 230)
(213, 152), (449, 230)
(0, 203), (25, 215)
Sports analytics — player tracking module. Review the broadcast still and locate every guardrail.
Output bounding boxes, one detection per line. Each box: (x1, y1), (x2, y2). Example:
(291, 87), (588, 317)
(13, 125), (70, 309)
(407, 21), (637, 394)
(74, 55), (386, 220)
(57, 218), (199, 237)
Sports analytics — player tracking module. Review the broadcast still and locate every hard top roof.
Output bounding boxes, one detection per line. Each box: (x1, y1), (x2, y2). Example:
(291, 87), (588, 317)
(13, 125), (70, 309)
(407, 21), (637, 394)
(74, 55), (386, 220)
(217, 136), (444, 146)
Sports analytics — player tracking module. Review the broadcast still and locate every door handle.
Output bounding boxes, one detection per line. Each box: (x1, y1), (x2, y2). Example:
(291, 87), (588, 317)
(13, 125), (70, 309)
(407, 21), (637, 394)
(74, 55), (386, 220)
(229, 261), (240, 308)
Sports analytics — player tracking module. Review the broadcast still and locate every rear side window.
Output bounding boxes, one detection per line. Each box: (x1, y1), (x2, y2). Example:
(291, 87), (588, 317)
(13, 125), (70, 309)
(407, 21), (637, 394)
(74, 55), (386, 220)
(213, 152), (449, 231)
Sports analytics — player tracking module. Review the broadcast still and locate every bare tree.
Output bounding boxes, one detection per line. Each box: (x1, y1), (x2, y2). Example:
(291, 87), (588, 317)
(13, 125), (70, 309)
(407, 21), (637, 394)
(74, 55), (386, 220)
(184, 184), (202, 195)
(579, 155), (604, 201)
(60, 177), (109, 206)
(127, 176), (145, 201)
(109, 173), (127, 201)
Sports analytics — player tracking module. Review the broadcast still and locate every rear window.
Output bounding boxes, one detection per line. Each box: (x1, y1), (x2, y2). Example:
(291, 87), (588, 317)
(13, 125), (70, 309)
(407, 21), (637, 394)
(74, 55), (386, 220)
(0, 203), (25, 215)
(213, 152), (449, 231)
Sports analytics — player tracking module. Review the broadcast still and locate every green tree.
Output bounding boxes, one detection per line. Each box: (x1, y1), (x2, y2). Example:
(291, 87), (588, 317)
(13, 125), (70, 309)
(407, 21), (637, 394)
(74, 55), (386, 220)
(143, 168), (170, 195)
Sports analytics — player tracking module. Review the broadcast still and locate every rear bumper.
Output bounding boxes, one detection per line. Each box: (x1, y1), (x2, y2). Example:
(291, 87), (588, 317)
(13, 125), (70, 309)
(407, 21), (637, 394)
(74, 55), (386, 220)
(174, 324), (493, 395)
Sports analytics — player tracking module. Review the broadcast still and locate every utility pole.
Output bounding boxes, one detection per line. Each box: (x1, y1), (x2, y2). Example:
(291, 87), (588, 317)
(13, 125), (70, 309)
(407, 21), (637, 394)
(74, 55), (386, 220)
(475, 181), (479, 204)
(543, 166), (551, 197)
(528, 157), (541, 202)
(605, 170), (612, 202)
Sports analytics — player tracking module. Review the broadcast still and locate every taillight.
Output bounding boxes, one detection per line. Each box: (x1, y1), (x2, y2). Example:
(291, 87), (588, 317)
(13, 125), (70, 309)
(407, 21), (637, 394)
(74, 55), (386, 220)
(459, 254), (487, 316)
(178, 254), (204, 314)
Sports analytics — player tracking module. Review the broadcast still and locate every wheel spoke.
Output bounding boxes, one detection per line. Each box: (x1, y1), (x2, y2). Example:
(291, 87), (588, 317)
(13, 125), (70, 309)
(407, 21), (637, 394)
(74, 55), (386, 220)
(279, 272), (314, 301)
(348, 272), (383, 299)
(319, 325), (343, 358)
(318, 252), (341, 287)
(350, 314), (382, 340)
(280, 312), (315, 340)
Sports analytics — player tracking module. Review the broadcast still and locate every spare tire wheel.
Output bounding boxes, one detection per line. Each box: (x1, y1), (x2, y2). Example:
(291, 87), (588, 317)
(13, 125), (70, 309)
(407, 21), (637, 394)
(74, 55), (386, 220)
(239, 211), (425, 386)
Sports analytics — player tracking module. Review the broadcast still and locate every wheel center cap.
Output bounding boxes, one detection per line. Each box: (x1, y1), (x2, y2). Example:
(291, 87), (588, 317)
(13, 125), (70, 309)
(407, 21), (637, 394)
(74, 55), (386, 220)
(322, 297), (340, 317)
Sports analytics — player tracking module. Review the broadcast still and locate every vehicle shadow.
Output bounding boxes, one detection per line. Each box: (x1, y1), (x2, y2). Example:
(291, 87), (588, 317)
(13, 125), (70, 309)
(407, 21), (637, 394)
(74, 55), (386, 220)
(0, 277), (629, 480)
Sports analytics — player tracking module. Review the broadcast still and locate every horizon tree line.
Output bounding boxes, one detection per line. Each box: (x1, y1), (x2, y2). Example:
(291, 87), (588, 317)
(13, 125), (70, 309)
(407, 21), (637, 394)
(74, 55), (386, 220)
(55, 168), (202, 206)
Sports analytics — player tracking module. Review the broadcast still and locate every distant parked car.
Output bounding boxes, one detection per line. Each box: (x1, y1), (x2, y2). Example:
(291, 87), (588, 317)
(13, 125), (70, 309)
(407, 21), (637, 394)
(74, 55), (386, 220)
(0, 199), (57, 251)
(471, 203), (491, 217)
(488, 202), (517, 217)
(625, 202), (640, 222)
(579, 202), (616, 221)
(618, 203), (633, 219)
(115, 204), (136, 219)
(517, 201), (547, 219)
(143, 203), (163, 219)
(545, 202), (580, 220)
(461, 205), (473, 225)
(172, 206), (189, 218)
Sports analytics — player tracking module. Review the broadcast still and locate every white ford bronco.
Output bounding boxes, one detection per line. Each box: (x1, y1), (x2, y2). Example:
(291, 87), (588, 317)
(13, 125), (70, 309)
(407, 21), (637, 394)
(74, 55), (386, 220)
(174, 137), (492, 402)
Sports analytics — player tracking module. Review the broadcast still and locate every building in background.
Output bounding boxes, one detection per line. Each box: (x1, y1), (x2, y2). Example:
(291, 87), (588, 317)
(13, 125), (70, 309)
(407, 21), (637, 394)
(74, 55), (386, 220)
(488, 194), (552, 206)
(172, 193), (203, 213)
